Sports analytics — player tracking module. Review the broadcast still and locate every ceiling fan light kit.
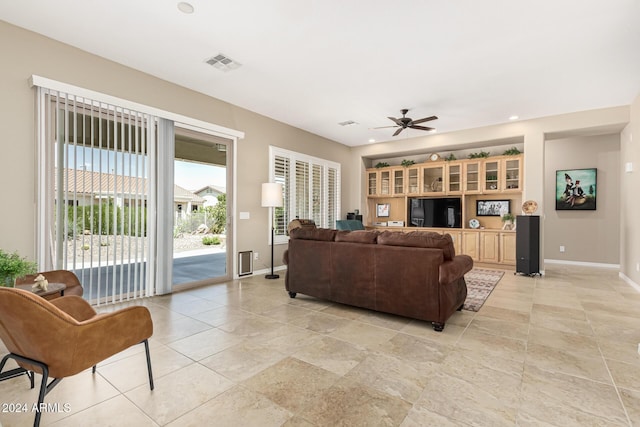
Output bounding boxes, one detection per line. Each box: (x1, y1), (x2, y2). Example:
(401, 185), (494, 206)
(377, 109), (438, 136)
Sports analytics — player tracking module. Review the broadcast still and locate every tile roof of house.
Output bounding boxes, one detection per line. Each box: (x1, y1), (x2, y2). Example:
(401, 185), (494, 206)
(59, 169), (205, 203)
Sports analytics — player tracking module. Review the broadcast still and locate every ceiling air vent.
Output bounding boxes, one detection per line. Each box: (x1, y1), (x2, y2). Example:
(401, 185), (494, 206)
(205, 53), (242, 72)
(338, 120), (358, 126)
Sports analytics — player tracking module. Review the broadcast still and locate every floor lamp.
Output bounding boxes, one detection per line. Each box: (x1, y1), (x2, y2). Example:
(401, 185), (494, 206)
(261, 182), (283, 279)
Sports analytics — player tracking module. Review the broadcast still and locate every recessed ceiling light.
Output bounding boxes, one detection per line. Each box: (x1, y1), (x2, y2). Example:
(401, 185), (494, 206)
(177, 2), (194, 14)
(368, 139), (376, 143)
(509, 115), (519, 120)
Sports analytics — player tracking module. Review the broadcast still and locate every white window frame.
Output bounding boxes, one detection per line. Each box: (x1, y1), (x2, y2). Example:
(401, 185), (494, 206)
(269, 146), (341, 244)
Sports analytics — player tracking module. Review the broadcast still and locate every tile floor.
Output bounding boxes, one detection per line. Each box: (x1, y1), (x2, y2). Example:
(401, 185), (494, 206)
(1, 265), (640, 426)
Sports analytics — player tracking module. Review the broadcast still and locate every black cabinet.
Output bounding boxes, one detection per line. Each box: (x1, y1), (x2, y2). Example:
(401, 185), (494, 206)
(516, 215), (540, 276)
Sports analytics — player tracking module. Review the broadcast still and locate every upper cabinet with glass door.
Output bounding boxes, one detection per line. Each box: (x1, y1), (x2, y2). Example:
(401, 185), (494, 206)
(392, 168), (405, 195)
(405, 166), (420, 195)
(445, 162), (463, 195)
(482, 159), (501, 194)
(367, 170), (378, 196)
(464, 161), (481, 194)
(501, 155), (523, 193)
(421, 163), (445, 195)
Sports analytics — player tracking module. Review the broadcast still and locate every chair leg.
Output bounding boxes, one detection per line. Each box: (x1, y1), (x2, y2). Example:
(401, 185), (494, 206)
(0, 353), (30, 386)
(1, 353), (61, 427)
(92, 365), (96, 374)
(143, 339), (154, 390)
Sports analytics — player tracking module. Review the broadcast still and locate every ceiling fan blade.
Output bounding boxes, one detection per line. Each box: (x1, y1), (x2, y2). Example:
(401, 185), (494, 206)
(392, 127), (404, 137)
(372, 125), (399, 129)
(411, 115), (438, 125)
(409, 125), (434, 131)
(388, 116), (403, 126)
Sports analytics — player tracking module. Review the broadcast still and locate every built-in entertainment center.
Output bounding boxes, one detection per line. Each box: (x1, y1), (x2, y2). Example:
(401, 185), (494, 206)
(365, 153), (523, 265)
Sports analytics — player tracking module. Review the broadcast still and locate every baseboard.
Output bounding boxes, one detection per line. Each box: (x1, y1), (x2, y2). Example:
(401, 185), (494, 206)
(619, 273), (640, 293)
(544, 259), (620, 269)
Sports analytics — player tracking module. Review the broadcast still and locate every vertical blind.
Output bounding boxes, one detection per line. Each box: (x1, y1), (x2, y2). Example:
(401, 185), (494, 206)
(36, 87), (158, 304)
(270, 146), (340, 242)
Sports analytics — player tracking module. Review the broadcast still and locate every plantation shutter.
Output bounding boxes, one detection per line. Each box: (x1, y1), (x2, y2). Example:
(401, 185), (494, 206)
(295, 160), (310, 220)
(273, 155), (290, 237)
(269, 146), (340, 241)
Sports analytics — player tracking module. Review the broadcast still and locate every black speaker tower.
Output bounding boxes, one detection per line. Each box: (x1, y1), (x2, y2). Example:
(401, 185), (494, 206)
(516, 215), (540, 276)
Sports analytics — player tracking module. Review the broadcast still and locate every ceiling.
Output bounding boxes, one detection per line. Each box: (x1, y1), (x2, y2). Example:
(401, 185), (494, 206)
(2, 0), (639, 147)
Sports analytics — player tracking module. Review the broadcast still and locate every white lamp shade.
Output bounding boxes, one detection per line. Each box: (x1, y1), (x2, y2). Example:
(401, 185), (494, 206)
(261, 183), (283, 208)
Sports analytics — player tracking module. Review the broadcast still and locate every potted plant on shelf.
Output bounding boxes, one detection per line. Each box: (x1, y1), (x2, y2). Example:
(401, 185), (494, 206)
(0, 248), (37, 287)
(501, 213), (516, 230)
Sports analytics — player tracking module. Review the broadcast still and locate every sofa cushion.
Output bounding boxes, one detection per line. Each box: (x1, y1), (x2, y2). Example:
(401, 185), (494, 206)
(335, 230), (379, 244)
(289, 227), (337, 241)
(377, 231), (455, 261)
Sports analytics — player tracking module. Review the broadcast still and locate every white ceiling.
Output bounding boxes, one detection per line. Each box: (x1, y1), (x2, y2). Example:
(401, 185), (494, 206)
(2, 0), (639, 147)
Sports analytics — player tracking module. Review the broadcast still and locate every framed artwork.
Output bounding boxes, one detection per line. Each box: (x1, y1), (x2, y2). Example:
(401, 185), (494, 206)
(476, 200), (510, 216)
(555, 168), (597, 210)
(376, 203), (390, 217)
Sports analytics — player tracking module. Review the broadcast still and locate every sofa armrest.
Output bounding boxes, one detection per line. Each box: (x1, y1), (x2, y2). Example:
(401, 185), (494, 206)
(439, 255), (473, 286)
(283, 249), (289, 265)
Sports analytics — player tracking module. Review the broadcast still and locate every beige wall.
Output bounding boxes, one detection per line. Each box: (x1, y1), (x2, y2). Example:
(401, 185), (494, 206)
(543, 134), (620, 264)
(0, 21), (350, 272)
(621, 93), (640, 283)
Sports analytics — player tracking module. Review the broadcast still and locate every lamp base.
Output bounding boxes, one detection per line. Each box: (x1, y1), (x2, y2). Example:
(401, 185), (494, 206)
(265, 274), (280, 280)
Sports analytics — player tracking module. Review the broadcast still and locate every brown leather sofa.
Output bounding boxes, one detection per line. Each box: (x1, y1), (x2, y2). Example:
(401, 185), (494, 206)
(283, 228), (473, 331)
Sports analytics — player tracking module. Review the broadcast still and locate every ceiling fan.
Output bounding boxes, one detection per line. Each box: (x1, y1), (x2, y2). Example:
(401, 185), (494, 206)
(376, 109), (438, 136)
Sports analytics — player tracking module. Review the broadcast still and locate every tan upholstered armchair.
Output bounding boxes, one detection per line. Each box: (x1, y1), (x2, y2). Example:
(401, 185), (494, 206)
(0, 288), (153, 427)
(15, 269), (83, 300)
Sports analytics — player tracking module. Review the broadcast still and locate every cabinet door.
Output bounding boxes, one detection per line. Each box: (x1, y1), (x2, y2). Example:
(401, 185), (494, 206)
(499, 232), (516, 264)
(462, 231), (480, 261)
(447, 230), (463, 255)
(392, 168), (405, 195)
(479, 231), (500, 263)
(464, 161), (481, 194)
(379, 170), (391, 195)
(421, 164), (445, 195)
(446, 162), (463, 194)
(367, 171), (378, 196)
(483, 159), (501, 193)
(502, 156), (522, 193)
(406, 166), (420, 195)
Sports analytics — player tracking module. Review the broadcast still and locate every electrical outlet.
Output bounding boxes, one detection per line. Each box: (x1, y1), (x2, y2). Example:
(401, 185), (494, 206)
(559, 246), (565, 253)
(636, 262), (640, 272)
(254, 252), (259, 260)
(638, 343), (640, 355)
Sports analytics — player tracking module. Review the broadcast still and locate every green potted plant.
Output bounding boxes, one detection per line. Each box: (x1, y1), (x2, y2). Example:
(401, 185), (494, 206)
(374, 162), (390, 168)
(502, 147), (521, 156)
(501, 213), (516, 230)
(400, 159), (415, 167)
(0, 249), (38, 287)
(468, 150), (490, 159)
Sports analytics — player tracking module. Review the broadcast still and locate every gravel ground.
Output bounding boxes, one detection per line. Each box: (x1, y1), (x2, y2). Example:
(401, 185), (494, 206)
(66, 233), (225, 262)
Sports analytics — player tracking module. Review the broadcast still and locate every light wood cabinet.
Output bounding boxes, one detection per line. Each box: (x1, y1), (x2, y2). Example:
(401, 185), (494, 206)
(479, 231), (500, 263)
(464, 161), (482, 194)
(367, 170), (378, 196)
(502, 156), (523, 193)
(406, 166), (420, 195)
(482, 159), (501, 194)
(499, 232), (516, 264)
(421, 164), (445, 195)
(446, 162), (463, 195)
(392, 168), (405, 195)
(364, 155), (522, 266)
(462, 232), (480, 261)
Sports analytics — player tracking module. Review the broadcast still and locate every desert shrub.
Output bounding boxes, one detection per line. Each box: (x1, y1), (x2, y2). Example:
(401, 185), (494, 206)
(202, 236), (221, 246)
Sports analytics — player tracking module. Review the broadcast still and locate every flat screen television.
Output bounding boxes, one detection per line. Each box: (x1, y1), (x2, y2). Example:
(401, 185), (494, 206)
(408, 197), (461, 228)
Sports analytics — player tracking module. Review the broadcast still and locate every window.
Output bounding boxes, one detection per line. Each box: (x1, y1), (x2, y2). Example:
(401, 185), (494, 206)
(269, 146), (340, 243)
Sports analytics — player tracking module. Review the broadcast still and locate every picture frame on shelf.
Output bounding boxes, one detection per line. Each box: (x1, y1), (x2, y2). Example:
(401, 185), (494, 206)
(376, 203), (390, 217)
(476, 200), (510, 217)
